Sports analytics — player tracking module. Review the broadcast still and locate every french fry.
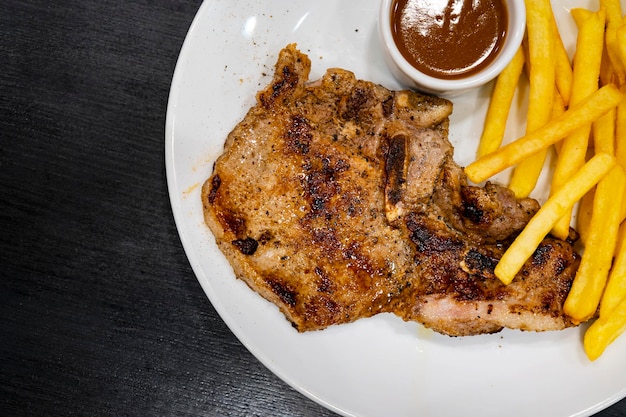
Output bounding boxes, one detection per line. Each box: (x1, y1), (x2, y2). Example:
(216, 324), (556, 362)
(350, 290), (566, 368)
(576, 187), (595, 245)
(551, 90), (566, 119)
(551, 90), (566, 155)
(584, 295), (626, 361)
(570, 7), (593, 28)
(600, 0), (623, 23)
(550, 9), (606, 240)
(521, 0), (556, 137)
(606, 27), (625, 85)
(593, 107), (616, 155)
(616, 87), (626, 169)
(564, 165), (626, 323)
(551, 11), (573, 105)
(616, 24), (626, 73)
(477, 47), (525, 158)
(601, 0), (626, 85)
(600, 40), (617, 86)
(507, 0), (555, 198)
(465, 84), (623, 184)
(601, 220), (626, 319)
(616, 220), (626, 257)
(494, 153), (616, 285)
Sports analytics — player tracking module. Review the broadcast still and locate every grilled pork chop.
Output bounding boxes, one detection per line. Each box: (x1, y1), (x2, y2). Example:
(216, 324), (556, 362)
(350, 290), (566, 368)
(202, 44), (580, 336)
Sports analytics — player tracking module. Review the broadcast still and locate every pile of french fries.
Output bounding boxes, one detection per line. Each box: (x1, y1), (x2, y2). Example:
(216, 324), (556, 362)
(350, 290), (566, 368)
(465, 0), (626, 360)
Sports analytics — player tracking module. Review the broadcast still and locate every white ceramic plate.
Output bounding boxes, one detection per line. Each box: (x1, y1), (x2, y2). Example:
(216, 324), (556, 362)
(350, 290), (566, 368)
(165, 1), (626, 416)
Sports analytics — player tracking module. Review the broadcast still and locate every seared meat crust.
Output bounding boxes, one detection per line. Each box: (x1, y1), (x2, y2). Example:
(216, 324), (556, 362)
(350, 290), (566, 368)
(202, 44), (580, 336)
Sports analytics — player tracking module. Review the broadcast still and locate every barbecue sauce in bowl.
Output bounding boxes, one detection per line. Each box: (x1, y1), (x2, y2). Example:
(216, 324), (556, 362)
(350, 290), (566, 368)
(391, 0), (508, 80)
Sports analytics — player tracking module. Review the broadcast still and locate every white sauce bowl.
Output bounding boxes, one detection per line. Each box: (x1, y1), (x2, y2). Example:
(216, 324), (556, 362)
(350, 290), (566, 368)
(379, 0), (526, 97)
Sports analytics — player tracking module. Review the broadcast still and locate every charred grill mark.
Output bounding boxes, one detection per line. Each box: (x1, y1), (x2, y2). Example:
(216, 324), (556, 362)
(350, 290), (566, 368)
(301, 155), (349, 219)
(554, 255), (569, 276)
(219, 211), (246, 236)
(453, 277), (483, 301)
(462, 202), (484, 224)
(265, 277), (297, 307)
(312, 197), (325, 212)
(460, 186), (491, 225)
(541, 293), (556, 312)
(326, 156), (350, 173)
(208, 175), (221, 204)
(305, 295), (341, 324)
(232, 237), (259, 255)
(310, 227), (342, 253)
(406, 215), (463, 255)
(342, 87), (370, 120)
(343, 191), (363, 217)
(551, 240), (577, 275)
(258, 231), (273, 245)
(259, 64), (299, 108)
(532, 242), (552, 266)
(344, 241), (376, 276)
(305, 171), (338, 217)
(464, 249), (498, 277)
(385, 134), (407, 205)
(286, 115), (312, 154)
(382, 94), (394, 117)
(315, 266), (334, 293)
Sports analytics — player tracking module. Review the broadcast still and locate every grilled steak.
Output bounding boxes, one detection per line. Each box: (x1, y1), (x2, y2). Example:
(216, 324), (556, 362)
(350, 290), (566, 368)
(201, 44), (580, 336)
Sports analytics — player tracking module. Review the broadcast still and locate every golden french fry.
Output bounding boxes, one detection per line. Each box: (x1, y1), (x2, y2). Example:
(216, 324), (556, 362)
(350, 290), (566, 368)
(477, 47), (525, 158)
(598, 90), (626, 236)
(550, 9), (606, 240)
(465, 84), (623, 184)
(600, 41), (617, 86)
(576, 187), (595, 245)
(601, 221), (626, 319)
(616, 24), (626, 73)
(615, 220), (626, 257)
(551, 90), (566, 155)
(507, 146), (551, 198)
(551, 149), (585, 240)
(551, 90), (566, 119)
(593, 107), (616, 155)
(570, 8), (593, 27)
(494, 153), (616, 285)
(507, 0), (555, 198)
(564, 165), (626, 323)
(584, 295), (626, 361)
(522, 0), (556, 137)
(617, 87), (626, 169)
(602, 0), (626, 85)
(551, 8), (573, 105)
(600, 0), (623, 22)
(606, 27), (626, 85)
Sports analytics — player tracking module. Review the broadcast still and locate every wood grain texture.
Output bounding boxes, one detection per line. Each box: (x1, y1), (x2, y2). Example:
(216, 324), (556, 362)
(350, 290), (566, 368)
(0, 1), (624, 416)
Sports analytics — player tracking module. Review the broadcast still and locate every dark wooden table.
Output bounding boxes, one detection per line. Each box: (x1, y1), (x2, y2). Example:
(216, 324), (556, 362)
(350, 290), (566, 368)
(1, 1), (624, 416)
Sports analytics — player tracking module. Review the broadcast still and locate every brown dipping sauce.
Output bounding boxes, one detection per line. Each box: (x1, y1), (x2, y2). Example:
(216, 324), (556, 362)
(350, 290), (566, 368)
(391, 0), (508, 79)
